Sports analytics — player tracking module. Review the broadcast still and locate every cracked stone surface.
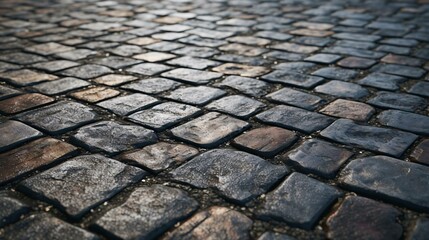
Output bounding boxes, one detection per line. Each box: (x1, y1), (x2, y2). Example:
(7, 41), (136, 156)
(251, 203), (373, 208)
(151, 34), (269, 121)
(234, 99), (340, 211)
(1, 0), (429, 238)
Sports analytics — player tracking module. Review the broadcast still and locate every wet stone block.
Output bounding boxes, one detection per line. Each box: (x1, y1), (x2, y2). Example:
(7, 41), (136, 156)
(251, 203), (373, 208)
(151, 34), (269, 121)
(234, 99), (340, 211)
(60, 64), (113, 79)
(128, 102), (201, 131)
(232, 127), (297, 158)
(0, 69), (58, 86)
(257, 172), (341, 229)
(97, 93), (159, 116)
(408, 81), (429, 97)
(163, 207), (252, 240)
(315, 80), (369, 100)
(0, 85), (21, 100)
(320, 99), (375, 122)
(373, 64), (426, 79)
(31, 60), (80, 72)
(166, 86), (226, 106)
(367, 91), (427, 112)
(93, 74), (137, 86)
(94, 185), (198, 240)
(311, 67), (358, 81)
(0, 93), (54, 114)
(126, 63), (172, 76)
(171, 149), (288, 203)
(171, 112), (249, 148)
(326, 196), (402, 240)
(287, 139), (353, 178)
(120, 142), (198, 172)
(206, 95), (265, 119)
(0, 192), (30, 227)
(71, 87), (120, 103)
(72, 121), (157, 154)
(217, 76), (270, 97)
(258, 232), (296, 240)
(409, 218), (429, 240)
(337, 57), (376, 69)
(411, 139), (429, 166)
(320, 119), (417, 157)
(339, 156), (429, 212)
(262, 71), (324, 89)
(122, 78), (181, 94)
(32, 77), (90, 95)
(0, 137), (77, 184)
(304, 53), (342, 64)
(256, 105), (334, 134)
(0, 120), (42, 152)
(16, 101), (99, 134)
(161, 68), (223, 84)
(19, 154), (146, 218)
(357, 73), (406, 91)
(0, 213), (100, 240)
(266, 87), (324, 110)
(378, 110), (429, 135)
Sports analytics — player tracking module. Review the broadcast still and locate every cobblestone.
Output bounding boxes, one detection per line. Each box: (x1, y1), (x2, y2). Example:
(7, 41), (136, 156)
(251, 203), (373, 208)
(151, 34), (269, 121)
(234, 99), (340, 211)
(0, 93), (54, 114)
(320, 99), (375, 121)
(0, 192), (30, 227)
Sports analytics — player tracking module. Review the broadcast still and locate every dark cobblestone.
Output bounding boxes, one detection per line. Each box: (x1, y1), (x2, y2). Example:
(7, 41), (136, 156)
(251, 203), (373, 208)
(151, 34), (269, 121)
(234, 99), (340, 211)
(0, 93), (54, 114)
(258, 232), (296, 240)
(217, 76), (270, 97)
(0, 120), (42, 152)
(262, 71), (324, 89)
(266, 88), (324, 111)
(315, 80), (369, 100)
(206, 95), (265, 119)
(357, 73), (406, 91)
(0, 192), (30, 227)
(409, 218), (429, 240)
(97, 93), (159, 116)
(320, 99), (375, 122)
(32, 77), (90, 95)
(411, 140), (429, 166)
(367, 91), (427, 112)
(378, 110), (429, 136)
(166, 86), (226, 106)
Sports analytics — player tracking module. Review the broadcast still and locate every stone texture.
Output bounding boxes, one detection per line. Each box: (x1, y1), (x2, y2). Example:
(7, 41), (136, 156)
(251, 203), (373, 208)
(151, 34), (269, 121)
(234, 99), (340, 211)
(320, 99), (375, 121)
(257, 172), (341, 229)
(19, 154), (146, 218)
(128, 102), (201, 131)
(72, 121), (157, 154)
(122, 78), (181, 94)
(166, 86), (226, 106)
(60, 64), (113, 79)
(408, 81), (429, 97)
(93, 74), (137, 86)
(321, 119), (417, 157)
(267, 88), (324, 110)
(409, 218), (429, 240)
(0, 137), (77, 184)
(256, 105), (334, 133)
(32, 77), (90, 95)
(287, 139), (353, 178)
(0, 85), (21, 100)
(357, 73), (406, 91)
(337, 57), (376, 69)
(0, 192), (30, 227)
(378, 110), (429, 135)
(367, 91), (427, 112)
(304, 54), (342, 64)
(312, 67), (358, 81)
(167, 56), (219, 70)
(232, 127), (297, 157)
(326, 196), (402, 240)
(17, 101), (99, 134)
(206, 95), (265, 119)
(0, 93), (54, 114)
(120, 142), (198, 172)
(171, 112), (250, 148)
(70, 87), (120, 103)
(161, 68), (223, 84)
(162, 207), (253, 240)
(0, 213), (100, 240)
(0, 69), (58, 86)
(171, 149), (288, 203)
(97, 93), (159, 116)
(217, 76), (270, 97)
(127, 63), (172, 76)
(258, 232), (296, 240)
(262, 71), (324, 89)
(94, 185), (198, 240)
(339, 155), (429, 212)
(411, 139), (429, 166)
(212, 63), (269, 77)
(0, 120), (43, 152)
(31, 60), (80, 72)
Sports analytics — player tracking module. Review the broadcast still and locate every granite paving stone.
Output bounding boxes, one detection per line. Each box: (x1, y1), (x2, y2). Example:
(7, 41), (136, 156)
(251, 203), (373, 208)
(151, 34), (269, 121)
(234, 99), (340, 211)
(0, 85), (21, 100)
(31, 60), (80, 72)
(133, 52), (176, 62)
(70, 87), (120, 103)
(122, 77), (181, 94)
(0, 52), (47, 65)
(262, 71), (325, 89)
(0, 137), (77, 184)
(212, 63), (269, 77)
(128, 102), (201, 131)
(72, 121), (157, 154)
(320, 99), (375, 121)
(409, 218), (429, 240)
(326, 196), (402, 240)
(258, 232), (296, 240)
(337, 57), (376, 69)
(60, 64), (113, 79)
(304, 53), (342, 64)
(0, 120), (43, 152)
(232, 127), (297, 158)
(265, 88), (325, 110)
(372, 64), (426, 79)
(31, 77), (90, 95)
(16, 101), (99, 134)
(93, 74), (137, 86)
(94, 185), (198, 240)
(0, 69), (58, 86)
(0, 93), (54, 114)
(0, 213), (100, 240)
(161, 68), (223, 84)
(321, 119), (417, 157)
(311, 67), (358, 81)
(217, 75), (270, 97)
(377, 110), (429, 136)
(91, 56), (141, 69)
(256, 105), (335, 133)
(97, 93), (159, 116)
(206, 95), (265, 119)
(315, 80), (369, 100)
(367, 91), (427, 112)
(171, 112), (250, 148)
(407, 81), (429, 97)
(25, 42), (74, 55)
(0, 192), (30, 227)
(120, 142), (198, 172)
(287, 139), (353, 178)
(171, 149), (288, 203)
(167, 56), (219, 70)
(19, 154), (146, 218)
(257, 172), (341, 229)
(357, 72), (406, 91)
(162, 207), (253, 240)
(165, 86), (226, 106)
(411, 139), (429, 166)
(339, 155), (429, 212)
(127, 63), (172, 76)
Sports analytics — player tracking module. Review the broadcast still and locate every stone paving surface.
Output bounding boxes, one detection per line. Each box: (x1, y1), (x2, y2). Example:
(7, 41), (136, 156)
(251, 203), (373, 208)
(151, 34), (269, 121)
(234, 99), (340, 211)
(0, 0), (428, 239)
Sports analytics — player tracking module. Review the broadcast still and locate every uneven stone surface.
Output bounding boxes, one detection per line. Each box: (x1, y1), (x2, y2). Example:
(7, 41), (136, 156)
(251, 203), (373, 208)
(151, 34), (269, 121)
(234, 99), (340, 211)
(377, 110), (429, 136)
(19, 154), (146, 218)
(233, 127), (297, 157)
(339, 156), (429, 212)
(72, 121), (157, 154)
(32, 78), (90, 95)
(411, 139), (429, 166)
(287, 139), (353, 178)
(171, 149), (288, 203)
(266, 88), (324, 110)
(315, 80), (369, 100)
(321, 119), (417, 157)
(97, 93), (159, 116)
(257, 172), (341, 229)
(367, 91), (427, 112)
(206, 95), (265, 119)
(262, 71), (324, 89)
(0, 192), (30, 227)
(409, 218), (429, 240)
(326, 196), (402, 240)
(161, 68), (222, 84)
(217, 76), (270, 97)
(0, 93), (54, 114)
(0, 120), (43, 152)
(122, 78), (181, 94)
(320, 99), (375, 121)
(162, 207), (253, 240)
(171, 112), (249, 148)
(0, 213), (100, 240)
(16, 101), (99, 134)
(1, 69), (58, 86)
(120, 142), (198, 172)
(166, 86), (226, 106)
(94, 185), (198, 240)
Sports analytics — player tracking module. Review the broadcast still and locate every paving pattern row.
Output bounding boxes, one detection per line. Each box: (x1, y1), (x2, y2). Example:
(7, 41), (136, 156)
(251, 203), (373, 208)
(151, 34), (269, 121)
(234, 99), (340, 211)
(0, 0), (429, 239)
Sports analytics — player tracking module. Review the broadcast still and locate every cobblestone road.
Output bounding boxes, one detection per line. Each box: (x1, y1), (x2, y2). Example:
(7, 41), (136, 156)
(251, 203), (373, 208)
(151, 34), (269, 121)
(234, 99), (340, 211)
(0, 0), (428, 239)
